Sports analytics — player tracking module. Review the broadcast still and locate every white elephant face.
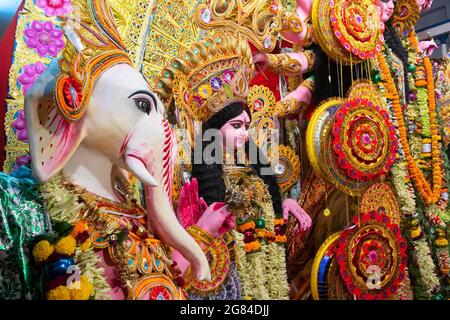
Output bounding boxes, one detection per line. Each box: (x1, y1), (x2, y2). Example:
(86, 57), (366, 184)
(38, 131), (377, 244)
(83, 64), (170, 190)
(24, 59), (210, 281)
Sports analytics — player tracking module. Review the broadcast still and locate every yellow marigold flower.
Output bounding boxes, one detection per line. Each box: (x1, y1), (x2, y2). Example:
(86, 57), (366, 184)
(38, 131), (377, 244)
(46, 286), (71, 300)
(80, 239), (92, 252)
(81, 276), (94, 296)
(410, 227), (421, 239)
(198, 84), (212, 99)
(68, 275), (95, 300)
(435, 237), (449, 247)
(54, 235), (76, 256)
(32, 240), (54, 262)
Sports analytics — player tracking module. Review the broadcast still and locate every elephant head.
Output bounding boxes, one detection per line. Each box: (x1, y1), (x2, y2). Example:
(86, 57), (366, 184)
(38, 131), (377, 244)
(23, 0), (210, 281)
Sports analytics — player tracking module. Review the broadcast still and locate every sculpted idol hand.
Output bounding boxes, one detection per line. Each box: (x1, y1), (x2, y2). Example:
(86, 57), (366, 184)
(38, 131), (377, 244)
(282, 198), (312, 232)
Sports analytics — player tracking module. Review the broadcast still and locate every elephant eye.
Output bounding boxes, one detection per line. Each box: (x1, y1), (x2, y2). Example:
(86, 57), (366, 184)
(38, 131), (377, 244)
(134, 98), (152, 115)
(128, 90), (159, 115)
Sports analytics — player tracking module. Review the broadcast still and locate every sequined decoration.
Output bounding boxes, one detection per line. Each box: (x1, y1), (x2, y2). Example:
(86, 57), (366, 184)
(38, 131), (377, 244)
(329, 0), (384, 60)
(336, 211), (408, 300)
(332, 98), (398, 182)
(306, 98), (371, 196)
(312, 0), (357, 64)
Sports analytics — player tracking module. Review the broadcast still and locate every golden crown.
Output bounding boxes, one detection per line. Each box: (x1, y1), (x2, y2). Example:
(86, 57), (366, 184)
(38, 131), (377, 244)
(154, 32), (254, 122)
(54, 0), (132, 122)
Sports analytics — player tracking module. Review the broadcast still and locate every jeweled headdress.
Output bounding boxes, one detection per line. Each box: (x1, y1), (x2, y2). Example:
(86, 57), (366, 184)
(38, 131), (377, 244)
(154, 32), (253, 122)
(54, 0), (132, 121)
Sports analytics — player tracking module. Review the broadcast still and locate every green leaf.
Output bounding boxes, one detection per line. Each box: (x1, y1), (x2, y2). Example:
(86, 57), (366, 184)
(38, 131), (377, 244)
(54, 221), (74, 237)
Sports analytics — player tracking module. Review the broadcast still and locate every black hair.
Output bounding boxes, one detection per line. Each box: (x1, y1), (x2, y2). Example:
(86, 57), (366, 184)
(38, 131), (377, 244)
(383, 18), (411, 101)
(191, 101), (283, 216)
(311, 44), (355, 106)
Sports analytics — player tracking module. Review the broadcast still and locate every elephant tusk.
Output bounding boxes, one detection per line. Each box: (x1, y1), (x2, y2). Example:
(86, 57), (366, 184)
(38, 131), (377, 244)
(124, 154), (159, 187)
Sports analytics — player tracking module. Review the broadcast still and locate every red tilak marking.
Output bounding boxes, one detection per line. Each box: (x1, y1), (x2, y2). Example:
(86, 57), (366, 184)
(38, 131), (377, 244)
(119, 133), (131, 156)
(161, 120), (173, 203)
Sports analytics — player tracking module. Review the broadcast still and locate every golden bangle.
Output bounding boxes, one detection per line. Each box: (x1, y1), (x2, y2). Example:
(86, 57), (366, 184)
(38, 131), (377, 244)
(275, 98), (308, 117)
(303, 23), (314, 47)
(267, 53), (302, 75)
(187, 225), (214, 246)
(301, 78), (315, 92)
(303, 50), (315, 72)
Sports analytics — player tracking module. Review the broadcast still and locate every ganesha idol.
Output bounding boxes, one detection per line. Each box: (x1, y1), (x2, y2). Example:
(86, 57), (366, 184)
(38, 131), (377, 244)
(0, 0), (236, 300)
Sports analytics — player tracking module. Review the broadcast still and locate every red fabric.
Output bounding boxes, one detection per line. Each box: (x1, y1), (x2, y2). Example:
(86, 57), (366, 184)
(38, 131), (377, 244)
(0, 1), (24, 171)
(249, 42), (281, 100)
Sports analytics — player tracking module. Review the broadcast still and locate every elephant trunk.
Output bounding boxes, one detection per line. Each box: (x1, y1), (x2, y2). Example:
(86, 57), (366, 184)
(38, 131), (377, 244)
(123, 119), (210, 281)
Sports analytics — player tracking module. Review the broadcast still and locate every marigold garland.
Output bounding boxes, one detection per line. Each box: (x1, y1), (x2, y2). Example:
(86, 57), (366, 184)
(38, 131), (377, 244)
(377, 51), (442, 205)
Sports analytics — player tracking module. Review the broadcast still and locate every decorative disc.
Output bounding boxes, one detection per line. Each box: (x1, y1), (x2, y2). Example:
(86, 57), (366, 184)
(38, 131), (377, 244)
(329, 0), (384, 60)
(187, 238), (230, 294)
(361, 183), (401, 226)
(312, 0), (358, 64)
(306, 98), (371, 196)
(347, 79), (384, 107)
(332, 98), (398, 182)
(130, 274), (185, 300)
(311, 232), (352, 300)
(272, 145), (301, 193)
(247, 85), (276, 119)
(392, 0), (420, 36)
(336, 211), (408, 300)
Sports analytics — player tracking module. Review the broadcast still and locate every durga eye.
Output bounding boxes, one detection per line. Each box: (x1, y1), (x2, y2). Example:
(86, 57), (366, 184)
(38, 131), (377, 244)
(232, 123), (241, 129)
(135, 98), (151, 115)
(244, 123), (250, 130)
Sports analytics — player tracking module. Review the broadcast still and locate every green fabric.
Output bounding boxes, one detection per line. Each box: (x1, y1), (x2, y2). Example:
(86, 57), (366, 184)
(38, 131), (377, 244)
(0, 166), (51, 299)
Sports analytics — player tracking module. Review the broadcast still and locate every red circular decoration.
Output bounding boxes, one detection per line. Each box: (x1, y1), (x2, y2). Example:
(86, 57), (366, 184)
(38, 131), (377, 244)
(332, 98), (398, 182)
(329, 0), (385, 60)
(336, 211), (408, 300)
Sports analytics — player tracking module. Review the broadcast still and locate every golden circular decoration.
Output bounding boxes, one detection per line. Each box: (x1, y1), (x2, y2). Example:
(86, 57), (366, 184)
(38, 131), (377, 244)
(392, 0), (420, 36)
(306, 98), (371, 195)
(312, 0), (358, 64)
(186, 238), (230, 295)
(360, 183), (401, 226)
(329, 0), (385, 60)
(129, 274), (185, 300)
(272, 145), (301, 193)
(347, 79), (384, 107)
(247, 85), (276, 119)
(311, 232), (351, 300)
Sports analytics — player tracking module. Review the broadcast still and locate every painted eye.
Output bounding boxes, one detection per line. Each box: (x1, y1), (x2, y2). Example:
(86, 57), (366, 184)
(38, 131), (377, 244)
(244, 123), (250, 130)
(135, 98), (152, 115)
(232, 123), (241, 129)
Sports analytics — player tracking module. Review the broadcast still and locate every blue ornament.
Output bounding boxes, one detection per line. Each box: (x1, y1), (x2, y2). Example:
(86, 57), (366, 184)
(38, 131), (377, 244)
(44, 257), (75, 279)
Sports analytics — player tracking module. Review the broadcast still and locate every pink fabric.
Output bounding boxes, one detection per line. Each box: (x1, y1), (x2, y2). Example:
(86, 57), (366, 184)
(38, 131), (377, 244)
(95, 249), (126, 300)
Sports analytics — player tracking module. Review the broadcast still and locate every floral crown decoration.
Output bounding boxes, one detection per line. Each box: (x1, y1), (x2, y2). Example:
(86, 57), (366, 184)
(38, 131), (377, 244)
(54, 0), (132, 122)
(154, 32), (254, 122)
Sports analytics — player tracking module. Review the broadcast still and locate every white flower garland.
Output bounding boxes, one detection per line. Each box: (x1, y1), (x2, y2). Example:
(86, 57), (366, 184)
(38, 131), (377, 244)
(40, 175), (111, 300)
(233, 199), (289, 300)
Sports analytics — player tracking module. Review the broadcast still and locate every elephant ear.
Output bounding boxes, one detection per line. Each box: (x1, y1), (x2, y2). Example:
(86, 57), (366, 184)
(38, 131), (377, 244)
(24, 59), (85, 182)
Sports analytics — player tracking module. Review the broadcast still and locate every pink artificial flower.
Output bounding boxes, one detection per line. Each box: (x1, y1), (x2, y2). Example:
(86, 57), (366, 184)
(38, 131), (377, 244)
(36, 0), (73, 17)
(12, 109), (28, 142)
(24, 21), (65, 57)
(15, 154), (32, 168)
(17, 62), (46, 95)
